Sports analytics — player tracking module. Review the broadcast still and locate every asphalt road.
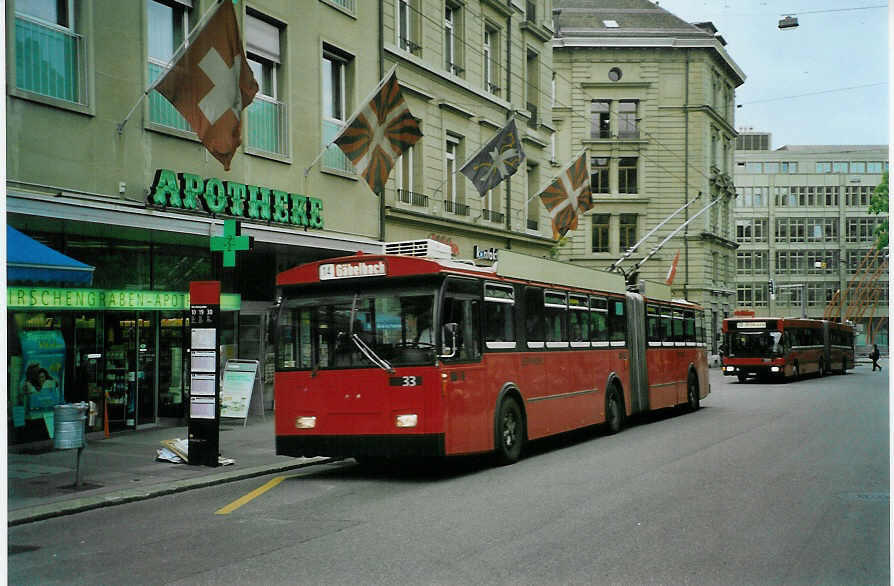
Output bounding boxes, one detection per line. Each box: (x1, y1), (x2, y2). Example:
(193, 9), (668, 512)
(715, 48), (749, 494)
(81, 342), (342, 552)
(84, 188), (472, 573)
(8, 366), (889, 585)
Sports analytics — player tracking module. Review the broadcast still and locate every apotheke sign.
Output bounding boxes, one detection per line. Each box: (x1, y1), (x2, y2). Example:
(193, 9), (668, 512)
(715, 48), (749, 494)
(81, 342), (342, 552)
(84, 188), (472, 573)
(149, 169), (324, 229)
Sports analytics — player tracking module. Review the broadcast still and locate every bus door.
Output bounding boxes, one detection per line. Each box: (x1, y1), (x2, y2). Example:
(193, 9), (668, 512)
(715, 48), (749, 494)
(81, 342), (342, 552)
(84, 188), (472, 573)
(625, 292), (649, 414)
(439, 278), (485, 455)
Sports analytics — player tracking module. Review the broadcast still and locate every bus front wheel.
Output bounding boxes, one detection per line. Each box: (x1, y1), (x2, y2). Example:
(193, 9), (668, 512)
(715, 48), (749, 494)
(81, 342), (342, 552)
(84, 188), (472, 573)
(495, 397), (525, 465)
(686, 372), (701, 412)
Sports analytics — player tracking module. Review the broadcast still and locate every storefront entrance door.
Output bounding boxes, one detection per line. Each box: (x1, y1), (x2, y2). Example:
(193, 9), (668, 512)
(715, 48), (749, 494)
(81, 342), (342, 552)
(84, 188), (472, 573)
(106, 312), (157, 428)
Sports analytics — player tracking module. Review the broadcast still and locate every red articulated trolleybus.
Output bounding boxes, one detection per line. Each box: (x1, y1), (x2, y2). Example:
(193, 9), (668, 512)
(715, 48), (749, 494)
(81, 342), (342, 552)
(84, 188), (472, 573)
(721, 317), (855, 383)
(274, 240), (710, 465)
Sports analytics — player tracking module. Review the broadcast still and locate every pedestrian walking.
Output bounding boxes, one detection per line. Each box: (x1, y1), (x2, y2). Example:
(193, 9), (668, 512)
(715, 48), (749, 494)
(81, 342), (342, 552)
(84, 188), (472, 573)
(870, 344), (882, 372)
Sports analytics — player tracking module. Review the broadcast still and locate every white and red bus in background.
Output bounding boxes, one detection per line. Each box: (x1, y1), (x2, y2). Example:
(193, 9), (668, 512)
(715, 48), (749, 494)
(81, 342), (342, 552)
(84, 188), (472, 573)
(274, 241), (710, 465)
(721, 317), (855, 383)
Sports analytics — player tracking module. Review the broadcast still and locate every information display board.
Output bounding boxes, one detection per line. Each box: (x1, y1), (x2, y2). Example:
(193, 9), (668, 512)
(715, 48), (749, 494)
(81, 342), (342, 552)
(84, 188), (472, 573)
(221, 360), (259, 420)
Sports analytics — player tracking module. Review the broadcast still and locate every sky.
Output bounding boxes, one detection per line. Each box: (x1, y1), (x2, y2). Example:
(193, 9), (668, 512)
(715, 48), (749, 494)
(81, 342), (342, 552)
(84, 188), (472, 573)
(651, 0), (890, 149)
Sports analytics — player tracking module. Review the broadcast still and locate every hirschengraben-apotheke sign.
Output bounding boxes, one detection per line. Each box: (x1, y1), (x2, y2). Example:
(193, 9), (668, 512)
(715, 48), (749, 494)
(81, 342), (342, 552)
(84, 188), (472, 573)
(149, 169), (324, 229)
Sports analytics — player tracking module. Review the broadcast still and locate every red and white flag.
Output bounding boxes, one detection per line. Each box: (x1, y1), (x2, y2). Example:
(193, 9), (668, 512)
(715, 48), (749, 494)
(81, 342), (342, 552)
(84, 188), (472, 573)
(153, 1), (258, 170)
(665, 250), (681, 285)
(538, 151), (593, 239)
(333, 65), (422, 194)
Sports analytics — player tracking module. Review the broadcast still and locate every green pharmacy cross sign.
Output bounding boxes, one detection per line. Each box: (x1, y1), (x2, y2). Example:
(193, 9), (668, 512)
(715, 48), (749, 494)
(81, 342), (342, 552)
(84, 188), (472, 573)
(211, 220), (253, 267)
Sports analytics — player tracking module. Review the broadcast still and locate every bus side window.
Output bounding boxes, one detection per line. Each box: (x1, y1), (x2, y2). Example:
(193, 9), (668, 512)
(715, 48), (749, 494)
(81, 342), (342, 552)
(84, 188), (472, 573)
(660, 307), (673, 345)
(646, 304), (661, 345)
(589, 297), (609, 346)
(484, 283), (516, 349)
(672, 310), (684, 345)
(525, 287), (545, 348)
(609, 299), (626, 345)
(684, 310), (696, 344)
(568, 294), (589, 346)
(545, 291), (568, 348)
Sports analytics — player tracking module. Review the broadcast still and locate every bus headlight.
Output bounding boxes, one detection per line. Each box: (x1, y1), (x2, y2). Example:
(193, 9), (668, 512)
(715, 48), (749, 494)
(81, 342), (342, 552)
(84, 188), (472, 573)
(295, 416), (317, 429)
(395, 414), (418, 428)
(724, 366), (736, 373)
(770, 366), (781, 373)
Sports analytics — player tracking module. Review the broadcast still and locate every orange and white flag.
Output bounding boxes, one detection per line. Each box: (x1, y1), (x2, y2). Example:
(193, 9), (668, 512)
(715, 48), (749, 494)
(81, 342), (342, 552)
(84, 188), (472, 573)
(153, 1), (258, 170)
(665, 250), (681, 285)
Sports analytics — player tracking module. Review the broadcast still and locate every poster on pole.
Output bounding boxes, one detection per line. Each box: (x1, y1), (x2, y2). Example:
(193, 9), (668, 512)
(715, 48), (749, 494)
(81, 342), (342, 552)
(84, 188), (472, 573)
(220, 359), (259, 419)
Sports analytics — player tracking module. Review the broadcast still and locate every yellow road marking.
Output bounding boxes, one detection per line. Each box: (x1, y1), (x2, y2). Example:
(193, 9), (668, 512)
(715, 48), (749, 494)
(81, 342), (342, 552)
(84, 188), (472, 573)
(215, 476), (287, 515)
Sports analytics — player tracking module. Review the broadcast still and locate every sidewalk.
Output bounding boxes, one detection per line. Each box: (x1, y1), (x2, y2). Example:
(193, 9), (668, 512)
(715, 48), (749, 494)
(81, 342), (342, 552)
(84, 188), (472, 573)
(7, 415), (329, 526)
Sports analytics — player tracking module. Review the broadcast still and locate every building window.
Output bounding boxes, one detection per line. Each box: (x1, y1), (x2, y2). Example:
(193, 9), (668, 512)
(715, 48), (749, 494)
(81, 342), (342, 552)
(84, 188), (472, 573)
(832, 161), (849, 173)
(483, 26), (501, 94)
(780, 161), (798, 173)
(14, 0), (88, 106)
(745, 162), (762, 173)
(444, 4), (463, 76)
(148, 0), (191, 131)
(618, 157), (638, 194)
(526, 49), (539, 128)
(851, 161), (866, 173)
(816, 161), (832, 173)
(867, 161), (884, 173)
(322, 46), (353, 173)
(764, 162), (779, 173)
(397, 0), (421, 54)
(245, 13), (287, 157)
(617, 100), (638, 139)
(590, 100), (610, 139)
(395, 145), (416, 197)
(591, 157), (609, 194)
(527, 164), (540, 231)
(592, 214), (610, 253)
(619, 214), (637, 251)
(444, 135), (466, 214)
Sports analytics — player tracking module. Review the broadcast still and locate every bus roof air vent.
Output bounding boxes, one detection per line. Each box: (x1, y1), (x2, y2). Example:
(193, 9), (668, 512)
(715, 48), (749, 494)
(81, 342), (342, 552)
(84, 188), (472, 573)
(383, 239), (453, 260)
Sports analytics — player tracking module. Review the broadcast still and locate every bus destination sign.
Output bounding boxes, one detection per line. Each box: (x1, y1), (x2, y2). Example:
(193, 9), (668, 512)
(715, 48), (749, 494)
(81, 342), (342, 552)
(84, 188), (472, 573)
(736, 321), (767, 329)
(319, 260), (386, 281)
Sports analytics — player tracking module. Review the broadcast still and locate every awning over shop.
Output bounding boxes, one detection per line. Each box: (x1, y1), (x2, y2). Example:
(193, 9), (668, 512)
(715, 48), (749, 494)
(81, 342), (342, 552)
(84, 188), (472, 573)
(7, 225), (95, 285)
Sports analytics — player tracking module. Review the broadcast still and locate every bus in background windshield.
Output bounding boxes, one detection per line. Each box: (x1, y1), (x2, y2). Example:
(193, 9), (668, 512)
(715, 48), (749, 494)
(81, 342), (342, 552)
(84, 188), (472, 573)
(721, 317), (855, 383)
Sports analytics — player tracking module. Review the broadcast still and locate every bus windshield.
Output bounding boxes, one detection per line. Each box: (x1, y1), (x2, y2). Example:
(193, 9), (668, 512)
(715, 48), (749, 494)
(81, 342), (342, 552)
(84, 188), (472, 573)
(276, 285), (436, 370)
(729, 330), (783, 357)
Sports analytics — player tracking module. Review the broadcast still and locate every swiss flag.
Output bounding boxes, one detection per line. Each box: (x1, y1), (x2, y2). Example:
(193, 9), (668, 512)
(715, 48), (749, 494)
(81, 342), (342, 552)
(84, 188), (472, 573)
(154, 1), (258, 170)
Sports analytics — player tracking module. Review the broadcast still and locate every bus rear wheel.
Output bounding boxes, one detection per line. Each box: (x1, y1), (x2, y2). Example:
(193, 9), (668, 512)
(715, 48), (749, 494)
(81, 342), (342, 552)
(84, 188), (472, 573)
(605, 386), (625, 434)
(686, 372), (700, 412)
(495, 397), (524, 465)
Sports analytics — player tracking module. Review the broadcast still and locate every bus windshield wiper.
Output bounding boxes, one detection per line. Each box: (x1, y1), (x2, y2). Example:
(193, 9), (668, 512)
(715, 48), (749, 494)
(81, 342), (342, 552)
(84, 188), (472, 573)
(351, 333), (395, 374)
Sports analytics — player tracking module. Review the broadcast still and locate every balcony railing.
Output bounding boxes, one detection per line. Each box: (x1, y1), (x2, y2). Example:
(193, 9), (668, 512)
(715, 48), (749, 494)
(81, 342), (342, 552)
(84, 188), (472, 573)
(322, 119), (353, 173)
(15, 14), (88, 106)
(246, 94), (289, 157)
(148, 59), (192, 132)
(443, 200), (470, 216)
(396, 189), (429, 207)
(327, 0), (356, 13)
(399, 37), (421, 55)
(482, 209), (505, 223)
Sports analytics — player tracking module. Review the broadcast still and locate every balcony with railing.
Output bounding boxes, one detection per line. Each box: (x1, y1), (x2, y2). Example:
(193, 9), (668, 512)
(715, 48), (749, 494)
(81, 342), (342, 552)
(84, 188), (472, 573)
(443, 199), (470, 216)
(245, 94), (289, 157)
(15, 13), (88, 106)
(482, 209), (505, 224)
(396, 189), (429, 207)
(322, 119), (353, 173)
(148, 59), (192, 133)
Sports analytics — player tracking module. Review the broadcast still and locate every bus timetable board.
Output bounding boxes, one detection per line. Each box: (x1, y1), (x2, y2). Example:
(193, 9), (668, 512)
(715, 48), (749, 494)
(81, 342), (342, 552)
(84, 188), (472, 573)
(272, 242), (710, 466)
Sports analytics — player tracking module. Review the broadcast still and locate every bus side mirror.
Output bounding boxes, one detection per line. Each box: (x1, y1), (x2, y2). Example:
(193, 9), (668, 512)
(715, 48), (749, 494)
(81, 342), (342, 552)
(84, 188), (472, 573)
(439, 323), (458, 359)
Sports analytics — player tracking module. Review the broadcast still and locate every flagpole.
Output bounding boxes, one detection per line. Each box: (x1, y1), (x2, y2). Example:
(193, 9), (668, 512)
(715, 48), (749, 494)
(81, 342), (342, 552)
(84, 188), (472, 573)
(117, 0), (227, 135)
(304, 63), (400, 177)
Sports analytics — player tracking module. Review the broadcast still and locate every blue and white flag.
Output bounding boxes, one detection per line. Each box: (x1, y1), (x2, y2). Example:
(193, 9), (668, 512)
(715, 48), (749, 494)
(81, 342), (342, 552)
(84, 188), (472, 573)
(459, 119), (526, 197)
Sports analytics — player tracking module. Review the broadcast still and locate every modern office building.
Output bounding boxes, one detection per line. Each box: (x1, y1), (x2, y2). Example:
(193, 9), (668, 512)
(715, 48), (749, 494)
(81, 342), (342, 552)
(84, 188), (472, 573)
(551, 0), (745, 350)
(733, 131), (888, 347)
(5, 0), (556, 441)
